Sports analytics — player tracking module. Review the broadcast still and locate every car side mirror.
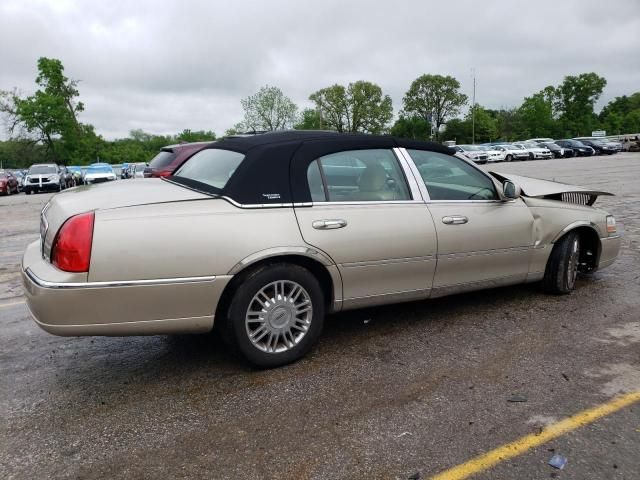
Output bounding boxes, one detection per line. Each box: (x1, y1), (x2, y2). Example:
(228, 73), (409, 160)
(502, 180), (521, 200)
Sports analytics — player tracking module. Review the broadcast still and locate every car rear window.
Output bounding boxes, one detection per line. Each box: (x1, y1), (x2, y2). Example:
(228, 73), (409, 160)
(172, 149), (244, 191)
(149, 150), (177, 169)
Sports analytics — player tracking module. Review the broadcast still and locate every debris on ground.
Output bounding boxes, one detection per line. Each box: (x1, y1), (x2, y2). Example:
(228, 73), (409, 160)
(562, 373), (570, 381)
(407, 472), (421, 480)
(397, 431), (412, 438)
(508, 394), (528, 403)
(549, 454), (568, 470)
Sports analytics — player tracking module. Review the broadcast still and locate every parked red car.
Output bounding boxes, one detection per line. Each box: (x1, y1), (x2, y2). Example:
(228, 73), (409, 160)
(144, 141), (215, 178)
(0, 170), (20, 195)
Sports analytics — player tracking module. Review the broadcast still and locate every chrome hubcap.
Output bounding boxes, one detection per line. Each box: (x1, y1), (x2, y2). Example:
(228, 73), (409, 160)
(245, 280), (313, 353)
(567, 238), (579, 287)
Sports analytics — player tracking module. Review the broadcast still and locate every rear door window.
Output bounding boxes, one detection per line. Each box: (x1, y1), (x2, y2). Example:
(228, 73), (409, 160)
(307, 149), (411, 202)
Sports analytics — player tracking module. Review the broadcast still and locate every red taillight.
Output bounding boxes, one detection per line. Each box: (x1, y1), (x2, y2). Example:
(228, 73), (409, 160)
(51, 212), (95, 272)
(157, 170), (173, 177)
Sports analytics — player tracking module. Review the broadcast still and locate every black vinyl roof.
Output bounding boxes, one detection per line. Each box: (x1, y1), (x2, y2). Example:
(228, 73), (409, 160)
(172, 130), (455, 205)
(216, 130), (454, 156)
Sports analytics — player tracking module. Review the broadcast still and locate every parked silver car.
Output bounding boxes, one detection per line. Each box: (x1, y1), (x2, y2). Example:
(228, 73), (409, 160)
(514, 142), (553, 160)
(22, 132), (621, 367)
(492, 144), (530, 162)
(451, 145), (489, 164)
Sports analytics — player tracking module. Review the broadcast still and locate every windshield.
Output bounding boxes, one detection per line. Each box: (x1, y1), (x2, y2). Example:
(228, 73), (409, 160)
(28, 165), (57, 174)
(87, 166), (113, 173)
(460, 145), (482, 151)
(68, 166), (82, 173)
(173, 149), (244, 191)
(149, 150), (177, 169)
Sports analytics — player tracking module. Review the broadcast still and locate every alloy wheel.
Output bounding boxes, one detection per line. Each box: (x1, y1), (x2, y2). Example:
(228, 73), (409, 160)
(245, 280), (313, 354)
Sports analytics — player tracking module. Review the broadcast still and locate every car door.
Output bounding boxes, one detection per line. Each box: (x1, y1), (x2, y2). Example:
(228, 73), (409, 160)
(400, 148), (536, 295)
(294, 148), (438, 308)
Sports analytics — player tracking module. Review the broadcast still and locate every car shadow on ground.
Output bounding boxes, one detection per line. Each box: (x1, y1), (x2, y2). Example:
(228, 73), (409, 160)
(26, 270), (608, 409)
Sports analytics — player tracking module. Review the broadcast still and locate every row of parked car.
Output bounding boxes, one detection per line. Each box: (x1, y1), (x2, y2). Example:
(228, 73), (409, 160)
(0, 161), (154, 195)
(1, 141), (215, 196)
(450, 137), (624, 164)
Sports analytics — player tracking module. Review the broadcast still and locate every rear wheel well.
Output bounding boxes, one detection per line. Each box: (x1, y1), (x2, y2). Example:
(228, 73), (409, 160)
(214, 255), (335, 330)
(556, 226), (601, 273)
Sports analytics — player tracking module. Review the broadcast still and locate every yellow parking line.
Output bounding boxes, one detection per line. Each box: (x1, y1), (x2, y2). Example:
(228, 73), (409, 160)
(0, 300), (25, 308)
(431, 391), (640, 480)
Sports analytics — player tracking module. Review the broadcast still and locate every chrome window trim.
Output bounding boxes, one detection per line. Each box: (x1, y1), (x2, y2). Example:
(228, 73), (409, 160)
(396, 147), (430, 201)
(391, 147), (422, 201)
(306, 200), (425, 206)
(25, 268), (216, 290)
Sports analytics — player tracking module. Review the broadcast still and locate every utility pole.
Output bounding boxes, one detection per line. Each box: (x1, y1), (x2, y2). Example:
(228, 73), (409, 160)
(472, 68), (476, 145)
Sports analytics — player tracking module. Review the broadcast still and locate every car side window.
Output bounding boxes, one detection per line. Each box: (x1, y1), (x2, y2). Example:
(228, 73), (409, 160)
(307, 149), (411, 202)
(407, 149), (498, 201)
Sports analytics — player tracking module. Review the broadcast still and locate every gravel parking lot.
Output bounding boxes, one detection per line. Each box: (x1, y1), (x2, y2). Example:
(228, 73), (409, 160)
(1, 154), (639, 479)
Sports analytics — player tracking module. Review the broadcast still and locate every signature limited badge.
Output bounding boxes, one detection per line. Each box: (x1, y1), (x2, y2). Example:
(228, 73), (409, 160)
(262, 193), (281, 200)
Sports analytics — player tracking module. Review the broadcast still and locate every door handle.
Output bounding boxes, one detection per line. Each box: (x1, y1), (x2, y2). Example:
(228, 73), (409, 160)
(442, 215), (468, 225)
(312, 219), (347, 230)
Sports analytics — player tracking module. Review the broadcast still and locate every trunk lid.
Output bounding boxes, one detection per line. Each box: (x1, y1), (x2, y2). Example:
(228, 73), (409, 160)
(41, 179), (208, 259)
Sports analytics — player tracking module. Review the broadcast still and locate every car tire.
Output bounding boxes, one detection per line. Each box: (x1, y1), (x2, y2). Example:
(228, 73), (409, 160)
(222, 263), (325, 368)
(543, 231), (581, 295)
(505, 154), (512, 162)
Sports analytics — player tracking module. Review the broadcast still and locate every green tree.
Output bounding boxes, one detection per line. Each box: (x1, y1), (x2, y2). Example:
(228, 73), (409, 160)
(466, 105), (498, 143)
(0, 139), (52, 169)
(600, 92), (640, 134)
(555, 73), (607, 136)
(240, 85), (298, 131)
(517, 88), (559, 139)
(309, 81), (393, 134)
(294, 108), (322, 130)
(486, 108), (523, 141)
(389, 114), (431, 140)
(1, 57), (88, 162)
(176, 129), (216, 143)
(441, 118), (471, 144)
(402, 74), (468, 140)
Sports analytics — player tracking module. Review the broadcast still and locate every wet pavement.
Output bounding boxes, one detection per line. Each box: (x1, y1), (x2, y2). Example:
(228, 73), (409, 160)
(1, 154), (639, 479)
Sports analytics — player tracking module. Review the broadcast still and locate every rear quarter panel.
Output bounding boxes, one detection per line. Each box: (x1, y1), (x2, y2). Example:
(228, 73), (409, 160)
(89, 200), (306, 281)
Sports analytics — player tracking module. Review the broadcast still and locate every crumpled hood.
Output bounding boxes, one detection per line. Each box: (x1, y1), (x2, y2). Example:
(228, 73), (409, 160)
(490, 171), (613, 205)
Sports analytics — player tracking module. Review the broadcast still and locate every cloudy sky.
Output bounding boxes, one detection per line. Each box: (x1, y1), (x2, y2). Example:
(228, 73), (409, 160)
(1, 0), (639, 139)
